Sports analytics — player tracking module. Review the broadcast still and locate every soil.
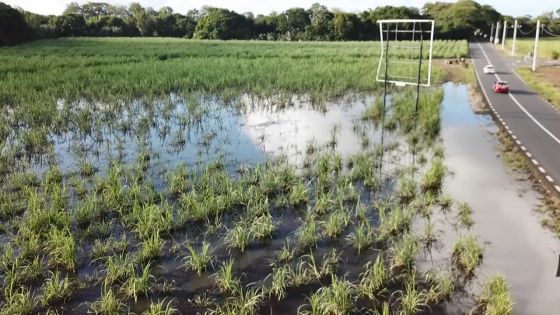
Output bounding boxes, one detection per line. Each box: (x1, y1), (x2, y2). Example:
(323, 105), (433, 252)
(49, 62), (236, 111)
(534, 65), (560, 88)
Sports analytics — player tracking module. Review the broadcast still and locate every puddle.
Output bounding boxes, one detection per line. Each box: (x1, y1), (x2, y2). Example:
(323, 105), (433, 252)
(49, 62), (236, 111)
(439, 82), (560, 314)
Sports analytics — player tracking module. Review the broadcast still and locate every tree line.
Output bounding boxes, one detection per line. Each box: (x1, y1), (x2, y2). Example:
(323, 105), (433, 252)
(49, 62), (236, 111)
(1, 0), (559, 45)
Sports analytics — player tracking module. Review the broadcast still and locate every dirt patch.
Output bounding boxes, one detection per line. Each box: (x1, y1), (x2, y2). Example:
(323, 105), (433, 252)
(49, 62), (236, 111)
(535, 65), (560, 88)
(435, 59), (472, 83)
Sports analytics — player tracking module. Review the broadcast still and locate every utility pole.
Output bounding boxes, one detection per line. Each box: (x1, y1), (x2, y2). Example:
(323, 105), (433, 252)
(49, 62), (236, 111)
(495, 22), (501, 44)
(501, 20), (507, 50)
(532, 20), (540, 72)
(512, 19), (518, 56)
(490, 22), (495, 42)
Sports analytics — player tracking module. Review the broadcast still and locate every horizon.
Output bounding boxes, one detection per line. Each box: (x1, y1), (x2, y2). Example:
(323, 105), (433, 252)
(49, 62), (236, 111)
(3, 0), (556, 19)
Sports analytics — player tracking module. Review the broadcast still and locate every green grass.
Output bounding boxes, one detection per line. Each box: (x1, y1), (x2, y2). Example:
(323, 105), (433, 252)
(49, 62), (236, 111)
(89, 285), (124, 315)
(452, 235), (483, 277)
(0, 38), (465, 128)
(212, 259), (239, 294)
(301, 275), (355, 315)
(475, 275), (513, 315)
(457, 202), (474, 228)
(181, 241), (215, 275)
(516, 67), (560, 110)
(504, 38), (560, 60)
(41, 271), (73, 306)
(358, 256), (389, 301)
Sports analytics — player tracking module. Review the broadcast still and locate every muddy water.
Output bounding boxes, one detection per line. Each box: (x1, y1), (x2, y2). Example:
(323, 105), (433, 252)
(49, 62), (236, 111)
(439, 82), (560, 314)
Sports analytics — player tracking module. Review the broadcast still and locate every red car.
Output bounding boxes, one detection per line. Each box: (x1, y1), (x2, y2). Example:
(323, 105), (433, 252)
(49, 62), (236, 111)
(492, 81), (509, 93)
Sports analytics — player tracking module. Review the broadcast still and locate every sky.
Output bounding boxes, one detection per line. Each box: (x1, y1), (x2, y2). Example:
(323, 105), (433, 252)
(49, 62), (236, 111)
(4, 0), (556, 18)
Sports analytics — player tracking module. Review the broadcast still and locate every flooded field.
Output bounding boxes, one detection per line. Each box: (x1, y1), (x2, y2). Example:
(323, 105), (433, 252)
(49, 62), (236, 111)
(0, 77), (493, 314)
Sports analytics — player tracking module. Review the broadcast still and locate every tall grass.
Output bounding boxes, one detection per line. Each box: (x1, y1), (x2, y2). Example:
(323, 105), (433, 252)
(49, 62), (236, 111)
(452, 235), (483, 277)
(474, 275), (513, 315)
(0, 39), (466, 115)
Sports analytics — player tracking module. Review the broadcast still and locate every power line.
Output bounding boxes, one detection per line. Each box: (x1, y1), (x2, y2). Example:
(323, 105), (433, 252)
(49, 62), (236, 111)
(541, 26), (560, 37)
(517, 25), (537, 36)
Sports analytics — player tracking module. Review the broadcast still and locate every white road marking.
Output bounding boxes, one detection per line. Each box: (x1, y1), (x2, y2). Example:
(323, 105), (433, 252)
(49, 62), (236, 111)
(555, 185), (560, 193)
(476, 43), (560, 146)
(532, 159), (539, 165)
(546, 176), (554, 182)
(538, 167), (546, 173)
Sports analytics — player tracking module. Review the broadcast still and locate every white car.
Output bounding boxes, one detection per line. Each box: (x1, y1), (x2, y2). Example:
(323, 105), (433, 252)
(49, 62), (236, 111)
(483, 65), (495, 74)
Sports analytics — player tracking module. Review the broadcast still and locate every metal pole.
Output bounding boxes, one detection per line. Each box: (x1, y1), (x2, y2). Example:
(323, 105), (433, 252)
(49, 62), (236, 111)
(490, 22), (494, 42)
(395, 23), (398, 41)
(532, 20), (540, 72)
(501, 20), (507, 50)
(413, 25), (424, 167)
(427, 21), (434, 87)
(512, 19), (518, 56)
(495, 22), (501, 45)
(380, 25), (390, 182)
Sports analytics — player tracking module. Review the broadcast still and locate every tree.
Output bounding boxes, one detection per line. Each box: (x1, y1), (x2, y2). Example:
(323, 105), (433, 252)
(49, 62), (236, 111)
(64, 2), (124, 19)
(333, 12), (360, 40)
(306, 3), (334, 40)
(423, 0), (500, 39)
(23, 11), (52, 38)
(154, 13), (196, 37)
(0, 2), (29, 45)
(194, 8), (250, 40)
(277, 8), (310, 40)
(49, 13), (86, 37)
(129, 2), (154, 36)
(86, 15), (135, 36)
(254, 13), (279, 39)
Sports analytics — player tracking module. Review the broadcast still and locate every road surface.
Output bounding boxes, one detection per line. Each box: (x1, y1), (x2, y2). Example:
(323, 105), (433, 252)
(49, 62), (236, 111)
(470, 42), (560, 193)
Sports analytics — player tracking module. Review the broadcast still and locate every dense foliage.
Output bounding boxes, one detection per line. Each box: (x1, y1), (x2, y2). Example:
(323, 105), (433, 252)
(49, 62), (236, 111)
(0, 0), (539, 45)
(0, 2), (29, 44)
(1, 1), (558, 44)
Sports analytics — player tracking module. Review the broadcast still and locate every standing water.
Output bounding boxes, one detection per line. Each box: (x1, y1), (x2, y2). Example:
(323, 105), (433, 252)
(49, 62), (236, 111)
(440, 82), (560, 314)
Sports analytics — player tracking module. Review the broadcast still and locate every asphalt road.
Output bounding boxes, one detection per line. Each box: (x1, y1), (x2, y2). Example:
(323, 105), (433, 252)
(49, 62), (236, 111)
(470, 42), (560, 193)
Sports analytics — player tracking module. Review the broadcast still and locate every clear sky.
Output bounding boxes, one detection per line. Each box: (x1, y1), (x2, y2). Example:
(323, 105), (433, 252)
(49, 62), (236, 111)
(4, 0), (557, 18)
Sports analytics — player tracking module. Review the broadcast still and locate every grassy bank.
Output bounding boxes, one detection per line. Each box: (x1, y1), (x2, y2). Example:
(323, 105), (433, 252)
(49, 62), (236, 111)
(516, 67), (560, 110)
(504, 38), (560, 60)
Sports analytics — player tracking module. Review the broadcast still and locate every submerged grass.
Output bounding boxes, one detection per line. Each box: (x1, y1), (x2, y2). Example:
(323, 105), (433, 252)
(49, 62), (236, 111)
(0, 37), (485, 314)
(452, 235), (483, 277)
(474, 275), (513, 315)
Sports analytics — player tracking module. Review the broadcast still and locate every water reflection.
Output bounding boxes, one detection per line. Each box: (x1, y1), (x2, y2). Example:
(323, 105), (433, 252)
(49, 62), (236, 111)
(49, 93), (378, 179)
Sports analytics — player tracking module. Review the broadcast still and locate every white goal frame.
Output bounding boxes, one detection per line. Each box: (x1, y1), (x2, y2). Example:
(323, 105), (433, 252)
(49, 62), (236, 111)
(376, 19), (435, 87)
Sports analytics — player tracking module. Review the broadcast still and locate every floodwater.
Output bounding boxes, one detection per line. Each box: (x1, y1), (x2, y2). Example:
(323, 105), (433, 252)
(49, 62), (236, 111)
(23, 83), (560, 314)
(438, 82), (560, 314)
(48, 94), (393, 178)
(41, 92), (413, 314)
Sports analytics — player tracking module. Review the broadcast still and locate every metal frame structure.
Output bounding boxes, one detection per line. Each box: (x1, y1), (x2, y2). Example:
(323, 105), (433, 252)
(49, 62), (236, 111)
(376, 19), (435, 87)
(375, 19), (435, 182)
